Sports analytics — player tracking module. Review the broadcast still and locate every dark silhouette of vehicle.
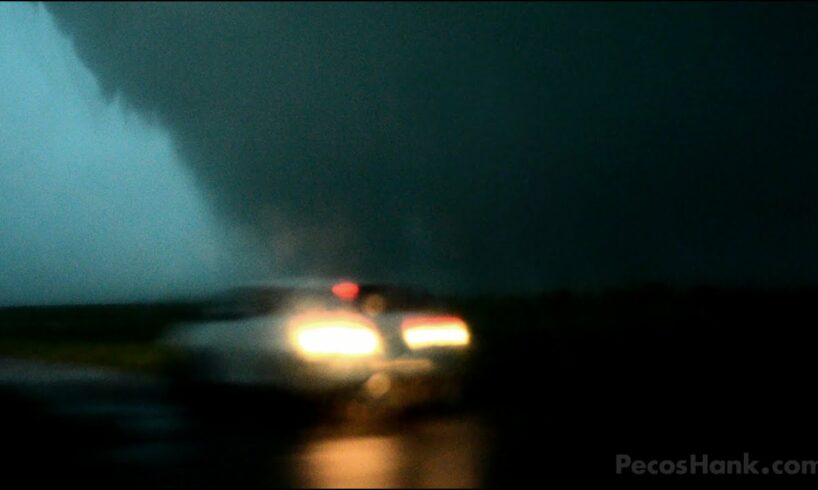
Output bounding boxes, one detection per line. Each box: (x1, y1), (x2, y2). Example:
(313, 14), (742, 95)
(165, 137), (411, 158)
(161, 279), (472, 413)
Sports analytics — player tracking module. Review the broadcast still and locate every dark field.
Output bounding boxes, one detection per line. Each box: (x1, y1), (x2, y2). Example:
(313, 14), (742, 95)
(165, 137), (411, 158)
(2, 286), (818, 485)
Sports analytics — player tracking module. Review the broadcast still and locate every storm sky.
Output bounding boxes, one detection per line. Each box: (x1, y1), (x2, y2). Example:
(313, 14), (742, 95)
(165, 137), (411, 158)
(1, 3), (255, 305)
(4, 3), (818, 303)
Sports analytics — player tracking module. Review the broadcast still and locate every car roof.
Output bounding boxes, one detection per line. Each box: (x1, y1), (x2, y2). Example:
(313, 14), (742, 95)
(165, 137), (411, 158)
(208, 278), (444, 315)
(224, 278), (430, 297)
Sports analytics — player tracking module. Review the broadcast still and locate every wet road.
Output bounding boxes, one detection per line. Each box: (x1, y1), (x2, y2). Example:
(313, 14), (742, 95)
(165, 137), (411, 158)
(0, 359), (490, 488)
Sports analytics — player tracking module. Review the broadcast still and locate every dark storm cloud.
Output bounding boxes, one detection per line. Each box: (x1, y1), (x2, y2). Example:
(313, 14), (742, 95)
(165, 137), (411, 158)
(1, 3), (251, 305)
(44, 2), (818, 292)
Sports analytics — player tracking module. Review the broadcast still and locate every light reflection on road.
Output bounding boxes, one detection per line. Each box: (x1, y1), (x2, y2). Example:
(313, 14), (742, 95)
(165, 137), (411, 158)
(289, 417), (488, 488)
(0, 358), (491, 488)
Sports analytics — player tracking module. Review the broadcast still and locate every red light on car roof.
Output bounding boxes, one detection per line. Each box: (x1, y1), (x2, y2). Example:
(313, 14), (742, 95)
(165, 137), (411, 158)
(332, 281), (360, 301)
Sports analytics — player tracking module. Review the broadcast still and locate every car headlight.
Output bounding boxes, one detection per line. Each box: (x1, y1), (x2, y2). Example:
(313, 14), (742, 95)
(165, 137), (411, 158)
(290, 311), (382, 358)
(401, 315), (471, 350)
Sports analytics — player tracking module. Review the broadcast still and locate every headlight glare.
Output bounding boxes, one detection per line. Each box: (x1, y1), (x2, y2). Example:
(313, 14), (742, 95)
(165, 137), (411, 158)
(401, 316), (471, 349)
(290, 312), (382, 358)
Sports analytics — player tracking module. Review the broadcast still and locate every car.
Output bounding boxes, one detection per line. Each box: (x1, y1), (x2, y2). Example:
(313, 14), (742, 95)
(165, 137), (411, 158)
(160, 279), (473, 416)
